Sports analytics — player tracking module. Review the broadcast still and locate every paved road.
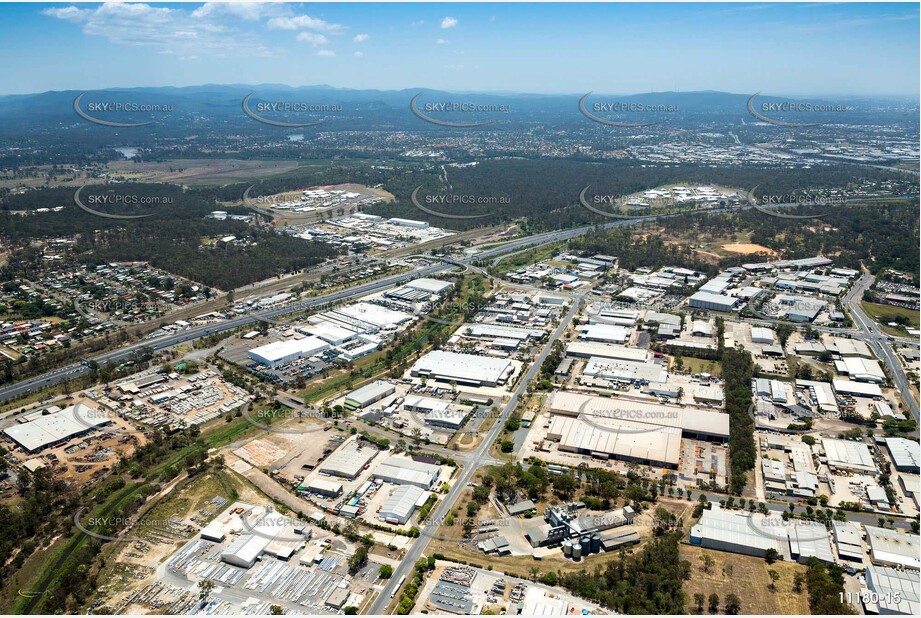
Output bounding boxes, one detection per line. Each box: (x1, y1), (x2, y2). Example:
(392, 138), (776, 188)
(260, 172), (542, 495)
(369, 293), (582, 614)
(842, 273), (919, 421)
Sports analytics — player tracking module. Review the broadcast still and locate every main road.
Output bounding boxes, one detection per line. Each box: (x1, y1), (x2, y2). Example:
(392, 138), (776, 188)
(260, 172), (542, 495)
(369, 293), (583, 613)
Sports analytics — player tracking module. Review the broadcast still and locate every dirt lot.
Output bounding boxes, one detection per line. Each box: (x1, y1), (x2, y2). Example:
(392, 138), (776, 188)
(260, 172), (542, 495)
(720, 243), (777, 256)
(680, 544), (810, 615)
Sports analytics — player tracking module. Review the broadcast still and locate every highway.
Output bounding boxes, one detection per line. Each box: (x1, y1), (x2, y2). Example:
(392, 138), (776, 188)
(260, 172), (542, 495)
(369, 293), (583, 613)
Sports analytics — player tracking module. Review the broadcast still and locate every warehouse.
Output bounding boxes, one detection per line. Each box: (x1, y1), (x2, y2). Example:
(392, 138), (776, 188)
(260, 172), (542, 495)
(410, 350), (516, 387)
(821, 438), (877, 474)
(565, 341), (649, 363)
(865, 526), (921, 570)
(219, 509), (304, 569)
(344, 380), (395, 411)
(404, 396), (468, 430)
(831, 520), (864, 562)
(247, 336), (329, 367)
(303, 478), (344, 498)
(547, 415), (682, 468)
(297, 321), (358, 345)
(578, 324), (632, 344)
(688, 291), (738, 312)
(751, 327), (776, 344)
(337, 302), (413, 330)
(373, 456), (440, 489)
(582, 356), (668, 384)
(776, 295), (826, 322)
(796, 380), (840, 415)
(460, 323), (544, 342)
(828, 338), (873, 359)
(3, 404), (111, 454)
(319, 437), (378, 479)
(388, 217), (429, 228)
(690, 508), (788, 559)
(832, 378), (883, 399)
(835, 357), (886, 383)
(865, 565), (920, 615)
(881, 437), (920, 473)
(379, 485), (427, 524)
(405, 278), (453, 295)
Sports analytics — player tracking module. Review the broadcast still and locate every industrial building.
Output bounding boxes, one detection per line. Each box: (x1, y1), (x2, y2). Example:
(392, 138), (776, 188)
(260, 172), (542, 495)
(379, 485), (427, 524)
(403, 395), (468, 430)
(578, 324), (632, 344)
(373, 456), (441, 489)
(303, 478), (344, 498)
(865, 526), (921, 570)
(832, 378), (883, 399)
(881, 437), (920, 473)
(821, 438), (878, 474)
(565, 341), (649, 363)
(247, 336), (330, 367)
(864, 565), (920, 615)
(751, 327), (776, 344)
(688, 291), (738, 312)
(318, 437), (378, 479)
(410, 350), (516, 387)
(581, 356), (668, 384)
(775, 294), (827, 322)
(835, 357), (886, 383)
(219, 508), (306, 569)
(459, 323), (544, 343)
(3, 404), (111, 454)
(690, 508), (788, 559)
(343, 380), (395, 411)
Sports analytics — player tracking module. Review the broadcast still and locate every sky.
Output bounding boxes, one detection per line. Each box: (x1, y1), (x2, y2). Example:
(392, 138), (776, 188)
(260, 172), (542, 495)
(0, 2), (918, 96)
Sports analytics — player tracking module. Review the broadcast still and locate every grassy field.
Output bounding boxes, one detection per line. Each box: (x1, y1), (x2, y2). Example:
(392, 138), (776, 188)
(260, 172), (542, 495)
(493, 243), (563, 276)
(677, 356), (723, 378)
(680, 544), (810, 615)
(860, 301), (920, 330)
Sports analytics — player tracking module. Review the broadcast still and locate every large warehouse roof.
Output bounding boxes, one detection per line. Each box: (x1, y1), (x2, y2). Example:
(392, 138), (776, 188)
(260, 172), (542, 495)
(691, 508), (788, 556)
(548, 415), (682, 468)
(3, 404), (110, 453)
(374, 456), (440, 488)
(405, 278), (453, 294)
(882, 437), (920, 472)
(821, 438), (877, 473)
(582, 356), (668, 384)
(835, 357), (886, 383)
(579, 323), (632, 343)
(865, 526), (921, 570)
(379, 485), (427, 523)
(461, 323), (544, 341)
(345, 380), (395, 408)
(337, 302), (413, 329)
(865, 565), (920, 615)
(248, 336), (329, 364)
(411, 350), (515, 386)
(565, 341), (649, 362)
(319, 437), (378, 479)
(832, 378), (883, 398)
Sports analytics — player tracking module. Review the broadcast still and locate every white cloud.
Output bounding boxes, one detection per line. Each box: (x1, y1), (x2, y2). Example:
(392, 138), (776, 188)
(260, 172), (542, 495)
(317, 49), (336, 57)
(42, 3), (274, 57)
(353, 33), (369, 43)
(440, 17), (458, 29)
(411, 20), (425, 26)
(354, 51), (364, 57)
(436, 38), (448, 45)
(297, 32), (329, 46)
(191, 3), (267, 21)
(268, 14), (344, 32)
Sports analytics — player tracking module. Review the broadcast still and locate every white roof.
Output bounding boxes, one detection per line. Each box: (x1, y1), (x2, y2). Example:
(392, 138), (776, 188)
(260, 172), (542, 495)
(865, 526), (921, 570)
(320, 437), (378, 478)
(338, 302), (413, 329)
(411, 350), (514, 385)
(582, 356), (668, 384)
(832, 378), (883, 398)
(248, 336), (329, 363)
(405, 278), (452, 294)
(565, 341), (649, 362)
(821, 437), (877, 473)
(884, 438), (920, 470)
(3, 405), (110, 452)
(380, 485), (426, 521)
(866, 565), (921, 615)
(579, 323), (631, 343)
(345, 380), (395, 406)
(461, 323), (544, 341)
(374, 456), (440, 488)
(838, 357), (886, 382)
(548, 414), (681, 466)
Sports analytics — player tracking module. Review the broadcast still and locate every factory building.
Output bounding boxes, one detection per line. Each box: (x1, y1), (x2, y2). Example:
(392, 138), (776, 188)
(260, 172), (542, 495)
(690, 508), (788, 559)
(821, 438), (878, 474)
(832, 378), (883, 399)
(219, 509), (305, 569)
(344, 380), (395, 411)
(319, 437), (378, 480)
(688, 291), (739, 312)
(247, 336), (330, 367)
(404, 395), (468, 430)
(881, 437), (920, 473)
(410, 350), (516, 387)
(835, 357), (886, 383)
(3, 404), (111, 454)
(865, 526), (921, 570)
(581, 356), (668, 384)
(373, 456), (441, 489)
(565, 341), (650, 363)
(387, 217), (429, 228)
(864, 565), (920, 615)
(379, 485), (428, 524)
(578, 324), (632, 344)
(303, 479), (344, 498)
(751, 327), (776, 344)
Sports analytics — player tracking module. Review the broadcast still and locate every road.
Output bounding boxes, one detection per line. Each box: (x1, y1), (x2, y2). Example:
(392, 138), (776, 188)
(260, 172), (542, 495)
(841, 273), (919, 421)
(369, 293), (583, 613)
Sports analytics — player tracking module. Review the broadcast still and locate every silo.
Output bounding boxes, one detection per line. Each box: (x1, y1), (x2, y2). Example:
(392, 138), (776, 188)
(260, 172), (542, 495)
(581, 536), (590, 550)
(591, 534), (601, 554)
(572, 543), (582, 559)
(562, 540), (572, 557)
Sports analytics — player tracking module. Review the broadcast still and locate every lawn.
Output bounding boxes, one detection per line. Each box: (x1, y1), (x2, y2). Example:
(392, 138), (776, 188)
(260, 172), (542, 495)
(861, 301), (919, 329)
(678, 356), (723, 378)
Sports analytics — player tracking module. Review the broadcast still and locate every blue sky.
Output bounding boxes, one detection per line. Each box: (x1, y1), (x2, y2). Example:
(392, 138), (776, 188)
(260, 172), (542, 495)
(1, 2), (918, 96)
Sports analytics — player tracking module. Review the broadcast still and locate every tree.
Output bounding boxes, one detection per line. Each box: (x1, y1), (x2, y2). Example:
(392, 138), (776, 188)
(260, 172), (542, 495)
(269, 605), (285, 615)
(700, 553), (715, 574)
(765, 547), (780, 564)
(693, 593), (705, 614)
(198, 579), (214, 603)
(724, 593), (741, 615)
(793, 572), (806, 593)
(379, 564), (393, 579)
(343, 607), (359, 615)
(708, 593), (720, 613)
(768, 569), (780, 592)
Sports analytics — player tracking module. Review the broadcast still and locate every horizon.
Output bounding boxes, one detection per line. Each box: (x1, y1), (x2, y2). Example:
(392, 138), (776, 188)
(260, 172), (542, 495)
(0, 2), (918, 96)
